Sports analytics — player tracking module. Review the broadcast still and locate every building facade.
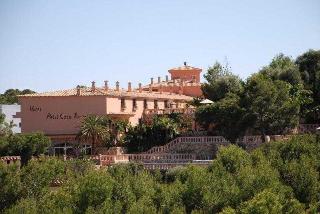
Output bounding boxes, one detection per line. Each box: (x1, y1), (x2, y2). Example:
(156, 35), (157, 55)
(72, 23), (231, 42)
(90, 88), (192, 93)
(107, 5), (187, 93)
(16, 63), (202, 153)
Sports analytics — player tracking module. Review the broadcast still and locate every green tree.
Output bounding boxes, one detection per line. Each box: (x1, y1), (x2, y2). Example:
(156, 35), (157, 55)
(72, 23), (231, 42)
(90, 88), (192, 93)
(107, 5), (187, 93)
(3, 198), (38, 214)
(201, 61), (243, 101)
(78, 115), (111, 154)
(125, 117), (179, 153)
(167, 113), (193, 133)
(70, 170), (114, 214)
(0, 113), (15, 137)
(20, 158), (65, 198)
(296, 49), (320, 123)
(244, 74), (300, 136)
(0, 89), (35, 104)
(260, 53), (302, 85)
(196, 93), (252, 144)
(6, 133), (51, 166)
(0, 163), (23, 211)
(260, 53), (313, 121)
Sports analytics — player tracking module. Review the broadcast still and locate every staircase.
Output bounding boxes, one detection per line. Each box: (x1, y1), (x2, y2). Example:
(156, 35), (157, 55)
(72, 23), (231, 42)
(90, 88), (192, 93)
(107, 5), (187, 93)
(144, 136), (231, 154)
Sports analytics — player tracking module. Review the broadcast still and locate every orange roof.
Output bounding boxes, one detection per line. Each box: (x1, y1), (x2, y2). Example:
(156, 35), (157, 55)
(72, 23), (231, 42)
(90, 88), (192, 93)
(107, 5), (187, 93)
(18, 87), (193, 101)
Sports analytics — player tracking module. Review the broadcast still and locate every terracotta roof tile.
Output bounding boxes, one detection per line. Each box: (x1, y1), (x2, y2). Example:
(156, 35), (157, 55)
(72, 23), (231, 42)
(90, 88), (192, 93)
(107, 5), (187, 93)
(19, 87), (193, 101)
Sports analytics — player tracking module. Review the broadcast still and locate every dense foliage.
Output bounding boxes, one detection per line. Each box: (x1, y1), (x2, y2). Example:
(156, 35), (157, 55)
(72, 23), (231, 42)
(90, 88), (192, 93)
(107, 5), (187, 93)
(1, 135), (319, 213)
(77, 115), (130, 154)
(78, 115), (112, 154)
(244, 73), (300, 136)
(0, 114), (15, 137)
(196, 50), (319, 140)
(296, 49), (320, 123)
(0, 89), (35, 104)
(201, 62), (244, 102)
(196, 93), (250, 144)
(125, 116), (180, 153)
(0, 133), (51, 166)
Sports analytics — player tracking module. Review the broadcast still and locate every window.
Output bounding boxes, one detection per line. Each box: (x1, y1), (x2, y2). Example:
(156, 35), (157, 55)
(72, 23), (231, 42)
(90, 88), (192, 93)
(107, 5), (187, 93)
(154, 100), (158, 109)
(144, 99), (148, 109)
(164, 100), (169, 108)
(132, 99), (137, 111)
(121, 98), (126, 111)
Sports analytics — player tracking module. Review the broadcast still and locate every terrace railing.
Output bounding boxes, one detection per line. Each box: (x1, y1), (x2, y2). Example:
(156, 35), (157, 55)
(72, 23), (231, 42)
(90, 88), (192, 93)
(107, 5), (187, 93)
(143, 107), (196, 115)
(89, 153), (196, 166)
(144, 136), (264, 154)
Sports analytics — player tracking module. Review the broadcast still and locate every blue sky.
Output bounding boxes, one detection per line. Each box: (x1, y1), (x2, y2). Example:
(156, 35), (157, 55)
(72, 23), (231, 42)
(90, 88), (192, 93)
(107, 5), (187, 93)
(0, 0), (319, 93)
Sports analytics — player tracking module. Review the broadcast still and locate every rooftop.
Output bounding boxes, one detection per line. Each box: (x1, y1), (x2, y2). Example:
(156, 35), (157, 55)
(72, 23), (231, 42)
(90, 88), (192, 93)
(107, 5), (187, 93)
(141, 79), (201, 89)
(18, 87), (193, 101)
(169, 62), (202, 72)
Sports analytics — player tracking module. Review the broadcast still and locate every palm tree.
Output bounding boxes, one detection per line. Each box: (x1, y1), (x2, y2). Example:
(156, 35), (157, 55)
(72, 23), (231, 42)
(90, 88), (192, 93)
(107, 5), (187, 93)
(78, 115), (110, 155)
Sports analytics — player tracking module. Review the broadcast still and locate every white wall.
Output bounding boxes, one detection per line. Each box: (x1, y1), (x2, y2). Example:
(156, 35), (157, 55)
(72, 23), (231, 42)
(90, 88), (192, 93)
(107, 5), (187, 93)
(0, 104), (21, 133)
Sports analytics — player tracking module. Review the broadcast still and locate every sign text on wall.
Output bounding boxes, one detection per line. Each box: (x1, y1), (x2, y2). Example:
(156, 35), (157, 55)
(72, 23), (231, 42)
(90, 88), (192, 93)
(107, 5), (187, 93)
(46, 112), (85, 120)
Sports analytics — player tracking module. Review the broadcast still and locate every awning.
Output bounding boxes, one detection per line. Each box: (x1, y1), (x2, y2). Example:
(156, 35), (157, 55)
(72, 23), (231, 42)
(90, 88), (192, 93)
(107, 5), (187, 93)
(200, 99), (214, 104)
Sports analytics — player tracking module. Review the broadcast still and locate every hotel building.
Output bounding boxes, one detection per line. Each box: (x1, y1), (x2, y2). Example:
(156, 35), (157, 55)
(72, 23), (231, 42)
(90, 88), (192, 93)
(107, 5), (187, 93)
(16, 63), (203, 154)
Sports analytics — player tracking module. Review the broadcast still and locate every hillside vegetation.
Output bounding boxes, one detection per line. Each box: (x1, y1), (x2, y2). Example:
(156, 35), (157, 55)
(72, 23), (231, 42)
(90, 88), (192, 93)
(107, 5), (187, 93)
(1, 135), (319, 213)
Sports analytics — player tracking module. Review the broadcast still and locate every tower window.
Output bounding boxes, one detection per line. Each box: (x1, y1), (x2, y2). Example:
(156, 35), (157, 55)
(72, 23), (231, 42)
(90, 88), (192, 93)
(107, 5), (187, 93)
(121, 98), (126, 111)
(164, 100), (169, 108)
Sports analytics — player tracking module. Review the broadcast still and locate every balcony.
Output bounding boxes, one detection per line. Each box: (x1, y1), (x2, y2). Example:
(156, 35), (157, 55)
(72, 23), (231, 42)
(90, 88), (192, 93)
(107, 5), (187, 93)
(143, 107), (195, 115)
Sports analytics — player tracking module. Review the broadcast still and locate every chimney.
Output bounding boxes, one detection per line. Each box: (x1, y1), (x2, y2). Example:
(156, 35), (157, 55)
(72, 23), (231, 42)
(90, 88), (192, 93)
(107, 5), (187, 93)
(76, 85), (81, 96)
(184, 61), (187, 66)
(149, 84), (152, 93)
(158, 76), (161, 83)
(150, 77), (154, 85)
(128, 82), (132, 92)
(91, 81), (96, 91)
(166, 75), (169, 82)
(116, 81), (120, 91)
(104, 80), (109, 91)
(139, 83), (142, 92)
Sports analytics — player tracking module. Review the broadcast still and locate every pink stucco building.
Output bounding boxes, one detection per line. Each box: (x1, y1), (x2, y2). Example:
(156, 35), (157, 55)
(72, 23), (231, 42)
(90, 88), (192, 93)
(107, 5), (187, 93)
(16, 63), (203, 153)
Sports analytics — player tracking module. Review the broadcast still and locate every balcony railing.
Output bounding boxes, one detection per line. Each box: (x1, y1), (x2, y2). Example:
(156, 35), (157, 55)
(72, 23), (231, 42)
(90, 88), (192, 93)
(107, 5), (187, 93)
(143, 108), (196, 115)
